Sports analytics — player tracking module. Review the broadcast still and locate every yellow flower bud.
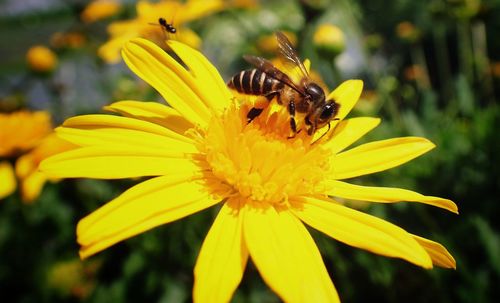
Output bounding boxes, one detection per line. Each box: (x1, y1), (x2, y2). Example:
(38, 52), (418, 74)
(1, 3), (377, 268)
(257, 31), (297, 55)
(313, 24), (346, 58)
(80, 0), (122, 23)
(26, 45), (57, 73)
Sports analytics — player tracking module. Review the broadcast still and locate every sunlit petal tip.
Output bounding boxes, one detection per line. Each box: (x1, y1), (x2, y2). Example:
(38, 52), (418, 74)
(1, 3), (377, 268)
(326, 180), (459, 213)
(78, 246), (93, 260)
(295, 197), (433, 269)
(439, 198), (458, 214)
(412, 234), (456, 269)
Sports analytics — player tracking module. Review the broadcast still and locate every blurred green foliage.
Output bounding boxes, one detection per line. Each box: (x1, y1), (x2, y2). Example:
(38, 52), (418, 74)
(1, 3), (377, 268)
(1, 0), (500, 302)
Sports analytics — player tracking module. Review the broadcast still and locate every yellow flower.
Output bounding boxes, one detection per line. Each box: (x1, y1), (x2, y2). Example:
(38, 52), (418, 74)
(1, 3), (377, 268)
(313, 24), (345, 57)
(0, 161), (16, 199)
(26, 45), (58, 73)
(98, 0), (223, 63)
(396, 21), (421, 43)
(50, 31), (87, 49)
(0, 111), (73, 202)
(16, 134), (76, 203)
(257, 31), (297, 54)
(41, 38), (457, 302)
(0, 111), (52, 156)
(80, 0), (122, 24)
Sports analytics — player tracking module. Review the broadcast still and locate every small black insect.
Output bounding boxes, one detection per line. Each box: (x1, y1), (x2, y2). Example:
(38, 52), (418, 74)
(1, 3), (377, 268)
(158, 17), (176, 34)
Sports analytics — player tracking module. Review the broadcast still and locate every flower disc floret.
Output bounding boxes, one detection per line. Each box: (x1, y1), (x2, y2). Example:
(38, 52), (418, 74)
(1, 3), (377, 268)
(199, 104), (331, 205)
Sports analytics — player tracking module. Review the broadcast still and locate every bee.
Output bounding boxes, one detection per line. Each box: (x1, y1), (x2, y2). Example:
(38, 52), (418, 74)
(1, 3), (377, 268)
(227, 31), (340, 136)
(158, 17), (176, 34)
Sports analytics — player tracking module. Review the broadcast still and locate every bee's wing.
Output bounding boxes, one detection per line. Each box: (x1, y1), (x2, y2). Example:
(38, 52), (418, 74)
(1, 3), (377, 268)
(275, 31), (309, 79)
(243, 55), (303, 94)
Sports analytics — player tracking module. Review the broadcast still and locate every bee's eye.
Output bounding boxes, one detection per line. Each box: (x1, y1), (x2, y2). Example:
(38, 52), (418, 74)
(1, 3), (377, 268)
(320, 104), (335, 120)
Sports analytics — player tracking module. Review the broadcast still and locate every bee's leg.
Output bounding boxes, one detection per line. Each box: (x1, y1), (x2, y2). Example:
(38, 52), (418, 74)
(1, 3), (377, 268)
(304, 116), (314, 135)
(288, 100), (297, 138)
(246, 108), (263, 122)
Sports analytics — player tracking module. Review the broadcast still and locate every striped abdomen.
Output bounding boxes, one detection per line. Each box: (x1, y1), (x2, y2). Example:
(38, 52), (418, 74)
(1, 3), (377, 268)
(228, 69), (284, 97)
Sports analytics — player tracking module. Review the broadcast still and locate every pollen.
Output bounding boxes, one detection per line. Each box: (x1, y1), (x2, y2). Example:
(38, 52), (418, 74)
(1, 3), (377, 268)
(198, 102), (332, 205)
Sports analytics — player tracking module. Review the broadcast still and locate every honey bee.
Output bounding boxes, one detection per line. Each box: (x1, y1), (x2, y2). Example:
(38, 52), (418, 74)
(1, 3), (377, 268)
(227, 31), (340, 136)
(158, 17), (176, 34)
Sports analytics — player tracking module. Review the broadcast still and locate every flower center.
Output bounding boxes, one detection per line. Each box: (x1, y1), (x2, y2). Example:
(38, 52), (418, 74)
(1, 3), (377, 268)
(198, 102), (332, 205)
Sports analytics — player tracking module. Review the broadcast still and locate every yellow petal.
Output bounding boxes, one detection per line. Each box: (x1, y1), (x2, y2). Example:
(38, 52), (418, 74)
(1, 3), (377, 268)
(98, 33), (132, 63)
(40, 146), (202, 179)
(325, 180), (458, 213)
(326, 79), (363, 121)
(122, 38), (211, 126)
(0, 110), (52, 156)
(174, 27), (202, 50)
(136, 0), (222, 24)
(80, 0), (122, 24)
(322, 117), (381, 154)
(78, 175), (221, 258)
(19, 171), (47, 203)
(292, 196), (432, 268)
(332, 137), (435, 179)
(55, 125), (197, 154)
(193, 198), (248, 303)
(0, 161), (16, 200)
(175, 0), (224, 24)
(104, 100), (194, 135)
(243, 202), (339, 303)
(411, 234), (456, 269)
(167, 40), (232, 114)
(62, 114), (192, 143)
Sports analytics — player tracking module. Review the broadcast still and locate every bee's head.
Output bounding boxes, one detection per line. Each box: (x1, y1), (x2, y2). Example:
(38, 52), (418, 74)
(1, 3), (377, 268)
(305, 83), (325, 104)
(306, 99), (340, 135)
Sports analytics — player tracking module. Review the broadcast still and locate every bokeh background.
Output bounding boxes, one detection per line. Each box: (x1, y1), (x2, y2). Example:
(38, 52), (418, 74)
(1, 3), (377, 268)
(1, 0), (499, 302)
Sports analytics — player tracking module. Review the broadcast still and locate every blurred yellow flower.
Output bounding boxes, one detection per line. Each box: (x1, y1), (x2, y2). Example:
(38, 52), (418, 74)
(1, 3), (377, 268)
(80, 0), (122, 23)
(42, 38), (457, 302)
(313, 23), (345, 57)
(50, 31), (87, 49)
(225, 0), (259, 9)
(98, 0), (223, 63)
(0, 111), (74, 202)
(491, 61), (500, 78)
(0, 161), (16, 199)
(257, 31), (297, 54)
(47, 258), (100, 299)
(26, 45), (58, 73)
(16, 134), (76, 203)
(0, 111), (52, 156)
(396, 21), (421, 43)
